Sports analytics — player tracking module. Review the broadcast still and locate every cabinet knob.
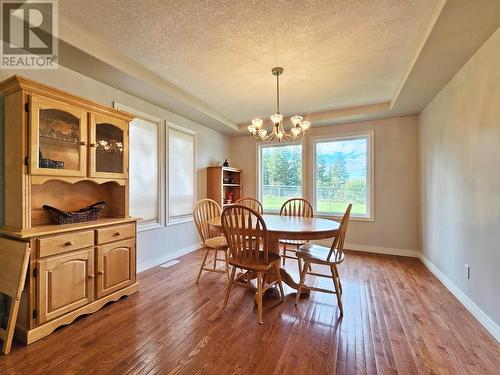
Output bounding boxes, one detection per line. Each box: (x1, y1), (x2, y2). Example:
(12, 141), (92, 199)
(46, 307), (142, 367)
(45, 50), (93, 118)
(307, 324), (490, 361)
(90, 143), (96, 147)
(65, 241), (74, 246)
(80, 141), (87, 146)
(88, 274), (95, 279)
(98, 270), (104, 275)
(113, 232), (121, 237)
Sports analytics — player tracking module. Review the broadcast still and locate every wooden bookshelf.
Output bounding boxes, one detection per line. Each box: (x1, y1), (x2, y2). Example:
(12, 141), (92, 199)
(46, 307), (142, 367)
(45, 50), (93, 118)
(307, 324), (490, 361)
(207, 166), (242, 208)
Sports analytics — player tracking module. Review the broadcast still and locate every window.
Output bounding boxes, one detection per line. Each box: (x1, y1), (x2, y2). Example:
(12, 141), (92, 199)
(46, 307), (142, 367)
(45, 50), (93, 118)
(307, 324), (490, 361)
(168, 125), (196, 223)
(114, 102), (164, 231)
(259, 143), (303, 212)
(129, 117), (161, 229)
(313, 133), (373, 219)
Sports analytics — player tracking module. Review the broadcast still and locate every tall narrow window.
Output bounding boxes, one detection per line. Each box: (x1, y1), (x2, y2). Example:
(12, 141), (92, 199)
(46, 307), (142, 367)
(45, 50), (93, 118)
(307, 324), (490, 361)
(129, 117), (160, 229)
(313, 133), (373, 219)
(259, 143), (303, 212)
(168, 125), (196, 223)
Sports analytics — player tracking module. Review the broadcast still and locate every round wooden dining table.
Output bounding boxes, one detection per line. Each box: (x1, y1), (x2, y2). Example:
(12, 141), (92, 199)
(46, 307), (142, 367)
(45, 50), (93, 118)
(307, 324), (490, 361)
(207, 214), (340, 291)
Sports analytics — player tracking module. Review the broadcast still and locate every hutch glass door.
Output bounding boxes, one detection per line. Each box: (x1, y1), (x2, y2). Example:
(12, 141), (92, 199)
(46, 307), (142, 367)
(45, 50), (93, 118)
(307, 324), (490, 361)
(30, 95), (87, 177)
(90, 113), (128, 179)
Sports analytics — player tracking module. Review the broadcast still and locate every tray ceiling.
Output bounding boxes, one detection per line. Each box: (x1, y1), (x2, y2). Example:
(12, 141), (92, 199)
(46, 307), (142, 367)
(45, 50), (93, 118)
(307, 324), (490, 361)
(60, 0), (440, 125)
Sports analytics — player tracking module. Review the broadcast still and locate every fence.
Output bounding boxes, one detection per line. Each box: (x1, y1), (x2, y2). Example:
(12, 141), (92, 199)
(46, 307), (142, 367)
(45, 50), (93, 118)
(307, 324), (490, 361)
(262, 184), (366, 204)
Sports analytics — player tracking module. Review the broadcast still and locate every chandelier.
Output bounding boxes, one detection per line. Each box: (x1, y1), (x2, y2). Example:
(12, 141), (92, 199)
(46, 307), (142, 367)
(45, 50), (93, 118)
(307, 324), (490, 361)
(248, 67), (310, 142)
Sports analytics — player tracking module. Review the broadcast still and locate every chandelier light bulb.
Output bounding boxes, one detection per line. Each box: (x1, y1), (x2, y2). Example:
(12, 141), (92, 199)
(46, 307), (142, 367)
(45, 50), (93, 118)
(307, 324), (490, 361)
(270, 113), (283, 124)
(248, 125), (257, 134)
(258, 129), (268, 137)
(301, 120), (311, 131)
(291, 127), (301, 137)
(291, 115), (303, 126)
(252, 118), (263, 129)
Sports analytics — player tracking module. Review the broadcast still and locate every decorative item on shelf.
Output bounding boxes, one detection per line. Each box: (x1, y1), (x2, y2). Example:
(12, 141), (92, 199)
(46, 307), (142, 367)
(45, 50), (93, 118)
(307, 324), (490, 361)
(223, 159), (230, 167)
(40, 158), (65, 169)
(42, 201), (107, 225)
(225, 191), (234, 204)
(39, 149), (65, 169)
(96, 139), (123, 154)
(248, 67), (310, 143)
(39, 118), (80, 144)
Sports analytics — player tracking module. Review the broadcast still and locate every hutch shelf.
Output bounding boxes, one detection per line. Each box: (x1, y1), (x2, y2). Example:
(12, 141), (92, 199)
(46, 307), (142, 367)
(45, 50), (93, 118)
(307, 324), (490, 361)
(207, 166), (242, 208)
(0, 75), (139, 345)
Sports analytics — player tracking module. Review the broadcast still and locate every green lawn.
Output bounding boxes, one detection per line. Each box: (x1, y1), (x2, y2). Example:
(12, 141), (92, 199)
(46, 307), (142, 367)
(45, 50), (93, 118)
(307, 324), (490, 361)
(263, 196), (366, 215)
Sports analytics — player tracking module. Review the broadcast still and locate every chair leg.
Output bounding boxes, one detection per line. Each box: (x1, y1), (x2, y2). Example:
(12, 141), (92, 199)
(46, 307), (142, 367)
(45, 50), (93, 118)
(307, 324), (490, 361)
(333, 265), (342, 295)
(2, 296), (22, 354)
(223, 249), (230, 278)
(331, 265), (344, 316)
(297, 257), (303, 277)
(222, 266), (237, 309)
(196, 248), (211, 283)
(282, 244), (286, 266)
(274, 262), (286, 302)
(295, 261), (309, 305)
(256, 272), (264, 324)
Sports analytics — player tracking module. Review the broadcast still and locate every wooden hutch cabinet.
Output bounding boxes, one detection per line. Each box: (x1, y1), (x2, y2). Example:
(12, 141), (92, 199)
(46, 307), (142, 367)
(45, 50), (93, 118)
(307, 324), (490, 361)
(0, 76), (139, 345)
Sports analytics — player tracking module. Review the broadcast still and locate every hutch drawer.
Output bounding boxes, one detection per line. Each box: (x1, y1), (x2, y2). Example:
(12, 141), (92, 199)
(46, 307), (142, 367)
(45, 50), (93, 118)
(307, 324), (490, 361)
(96, 223), (135, 244)
(38, 230), (94, 257)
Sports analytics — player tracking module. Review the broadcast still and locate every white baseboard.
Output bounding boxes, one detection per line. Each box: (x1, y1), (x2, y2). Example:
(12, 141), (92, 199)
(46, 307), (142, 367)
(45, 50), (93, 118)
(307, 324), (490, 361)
(314, 240), (499, 342)
(137, 243), (201, 273)
(418, 254), (500, 343)
(314, 240), (420, 258)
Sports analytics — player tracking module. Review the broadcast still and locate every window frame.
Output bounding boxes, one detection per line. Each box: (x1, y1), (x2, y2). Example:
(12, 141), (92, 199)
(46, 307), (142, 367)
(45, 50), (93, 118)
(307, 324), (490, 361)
(256, 140), (307, 214)
(114, 102), (165, 232)
(166, 123), (197, 226)
(311, 131), (374, 221)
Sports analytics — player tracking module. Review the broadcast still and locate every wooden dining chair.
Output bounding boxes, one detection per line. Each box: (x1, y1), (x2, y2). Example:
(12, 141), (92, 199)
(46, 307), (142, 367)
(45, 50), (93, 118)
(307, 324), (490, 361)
(193, 199), (230, 283)
(235, 197), (264, 214)
(295, 204), (352, 316)
(0, 238), (31, 355)
(221, 205), (285, 324)
(279, 198), (314, 266)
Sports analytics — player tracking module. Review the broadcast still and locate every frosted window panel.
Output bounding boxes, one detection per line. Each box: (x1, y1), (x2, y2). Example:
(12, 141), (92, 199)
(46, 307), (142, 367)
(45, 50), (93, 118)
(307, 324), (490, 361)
(129, 118), (158, 222)
(169, 128), (195, 218)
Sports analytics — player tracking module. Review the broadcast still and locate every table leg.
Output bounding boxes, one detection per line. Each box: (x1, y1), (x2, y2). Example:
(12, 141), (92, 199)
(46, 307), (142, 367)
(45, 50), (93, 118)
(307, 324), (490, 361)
(268, 233), (309, 293)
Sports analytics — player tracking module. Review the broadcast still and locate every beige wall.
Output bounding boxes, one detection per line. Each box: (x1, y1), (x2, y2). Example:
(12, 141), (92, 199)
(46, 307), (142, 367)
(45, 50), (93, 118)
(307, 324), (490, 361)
(0, 67), (230, 270)
(419, 29), (500, 326)
(229, 116), (420, 252)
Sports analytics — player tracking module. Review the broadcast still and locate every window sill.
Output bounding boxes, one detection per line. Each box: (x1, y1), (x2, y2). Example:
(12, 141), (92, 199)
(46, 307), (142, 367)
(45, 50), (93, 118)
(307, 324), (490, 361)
(167, 216), (194, 227)
(315, 213), (374, 222)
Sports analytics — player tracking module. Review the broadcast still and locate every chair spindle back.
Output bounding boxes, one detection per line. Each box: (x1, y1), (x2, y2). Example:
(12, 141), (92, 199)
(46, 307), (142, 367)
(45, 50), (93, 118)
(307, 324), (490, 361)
(328, 204), (352, 262)
(280, 198), (314, 218)
(193, 199), (222, 242)
(235, 197), (264, 214)
(221, 205), (269, 264)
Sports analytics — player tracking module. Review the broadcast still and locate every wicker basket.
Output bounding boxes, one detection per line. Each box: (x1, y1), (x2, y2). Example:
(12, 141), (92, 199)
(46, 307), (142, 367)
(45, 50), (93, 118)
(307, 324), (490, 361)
(42, 201), (106, 225)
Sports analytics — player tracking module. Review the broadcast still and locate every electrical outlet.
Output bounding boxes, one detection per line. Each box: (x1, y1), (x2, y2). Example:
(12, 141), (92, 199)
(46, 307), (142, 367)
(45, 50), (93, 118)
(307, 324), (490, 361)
(464, 264), (471, 279)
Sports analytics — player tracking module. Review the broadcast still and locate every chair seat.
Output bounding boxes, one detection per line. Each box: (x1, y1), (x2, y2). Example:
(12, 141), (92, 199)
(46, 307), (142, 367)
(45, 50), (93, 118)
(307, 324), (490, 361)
(296, 243), (344, 265)
(204, 236), (228, 249)
(229, 251), (281, 271)
(279, 239), (307, 246)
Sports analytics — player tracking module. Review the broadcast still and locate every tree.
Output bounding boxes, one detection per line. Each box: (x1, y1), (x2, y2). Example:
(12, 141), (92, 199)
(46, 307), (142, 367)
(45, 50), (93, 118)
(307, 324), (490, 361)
(331, 154), (349, 199)
(345, 178), (366, 203)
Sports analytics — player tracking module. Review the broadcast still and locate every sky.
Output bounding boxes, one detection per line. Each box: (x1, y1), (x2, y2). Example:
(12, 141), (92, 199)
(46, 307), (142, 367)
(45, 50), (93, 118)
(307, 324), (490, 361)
(317, 138), (367, 180)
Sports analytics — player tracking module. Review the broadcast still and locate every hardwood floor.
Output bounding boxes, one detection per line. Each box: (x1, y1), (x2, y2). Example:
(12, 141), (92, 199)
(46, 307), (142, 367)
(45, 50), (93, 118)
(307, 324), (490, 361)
(0, 250), (498, 374)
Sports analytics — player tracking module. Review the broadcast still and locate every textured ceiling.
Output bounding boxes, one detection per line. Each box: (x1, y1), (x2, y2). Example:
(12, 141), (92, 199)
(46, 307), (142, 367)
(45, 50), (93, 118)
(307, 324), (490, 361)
(59, 0), (438, 124)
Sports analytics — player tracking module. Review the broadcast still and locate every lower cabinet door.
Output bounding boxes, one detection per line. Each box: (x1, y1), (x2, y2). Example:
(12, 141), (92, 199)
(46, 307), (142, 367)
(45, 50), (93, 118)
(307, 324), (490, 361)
(96, 238), (136, 299)
(37, 248), (95, 324)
